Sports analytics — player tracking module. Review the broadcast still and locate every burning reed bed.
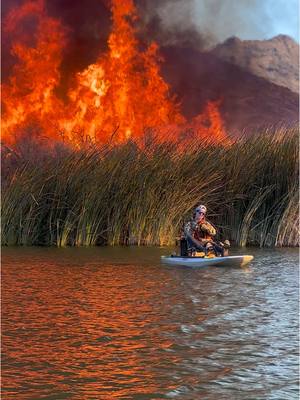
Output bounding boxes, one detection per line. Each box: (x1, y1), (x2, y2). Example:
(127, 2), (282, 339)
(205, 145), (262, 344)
(2, 128), (299, 247)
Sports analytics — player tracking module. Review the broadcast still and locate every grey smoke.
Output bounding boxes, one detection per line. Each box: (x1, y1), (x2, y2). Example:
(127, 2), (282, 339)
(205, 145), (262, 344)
(139, 0), (299, 49)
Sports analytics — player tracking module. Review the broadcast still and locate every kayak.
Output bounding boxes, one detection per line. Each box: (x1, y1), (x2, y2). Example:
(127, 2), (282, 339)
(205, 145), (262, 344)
(161, 255), (254, 268)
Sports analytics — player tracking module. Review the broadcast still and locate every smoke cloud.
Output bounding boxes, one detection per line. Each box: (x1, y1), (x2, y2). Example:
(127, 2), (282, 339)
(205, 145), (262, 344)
(148, 0), (299, 48)
(2, 0), (298, 82)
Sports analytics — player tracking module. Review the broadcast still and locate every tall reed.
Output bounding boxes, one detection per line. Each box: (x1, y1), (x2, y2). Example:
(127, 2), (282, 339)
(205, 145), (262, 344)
(2, 128), (298, 247)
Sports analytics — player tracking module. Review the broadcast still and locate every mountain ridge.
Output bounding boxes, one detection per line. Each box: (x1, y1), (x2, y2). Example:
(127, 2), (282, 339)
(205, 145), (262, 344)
(161, 45), (299, 136)
(211, 34), (299, 94)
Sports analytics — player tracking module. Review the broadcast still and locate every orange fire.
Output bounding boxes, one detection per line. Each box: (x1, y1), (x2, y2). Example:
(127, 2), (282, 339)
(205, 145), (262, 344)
(191, 100), (228, 143)
(2, 0), (66, 145)
(1, 0), (228, 147)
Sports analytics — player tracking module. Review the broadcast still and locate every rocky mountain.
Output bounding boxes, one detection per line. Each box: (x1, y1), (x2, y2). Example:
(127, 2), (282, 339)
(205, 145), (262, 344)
(161, 46), (299, 137)
(211, 35), (299, 94)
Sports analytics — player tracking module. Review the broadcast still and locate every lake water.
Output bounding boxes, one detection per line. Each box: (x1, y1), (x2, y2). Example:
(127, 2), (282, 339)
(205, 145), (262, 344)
(2, 247), (299, 400)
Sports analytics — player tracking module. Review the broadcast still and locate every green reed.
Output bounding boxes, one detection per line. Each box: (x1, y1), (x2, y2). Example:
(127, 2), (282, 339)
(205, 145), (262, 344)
(2, 128), (298, 247)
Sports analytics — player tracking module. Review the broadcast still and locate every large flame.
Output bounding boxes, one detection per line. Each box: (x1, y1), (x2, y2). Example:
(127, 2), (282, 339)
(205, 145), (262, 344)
(2, 0), (66, 144)
(2, 0), (228, 147)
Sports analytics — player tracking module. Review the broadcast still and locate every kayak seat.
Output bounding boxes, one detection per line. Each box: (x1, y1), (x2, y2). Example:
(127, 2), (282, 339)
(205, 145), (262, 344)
(180, 238), (189, 256)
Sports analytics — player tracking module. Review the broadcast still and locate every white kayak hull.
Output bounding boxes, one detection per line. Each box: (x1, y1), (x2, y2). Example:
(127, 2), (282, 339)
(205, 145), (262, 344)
(161, 255), (254, 268)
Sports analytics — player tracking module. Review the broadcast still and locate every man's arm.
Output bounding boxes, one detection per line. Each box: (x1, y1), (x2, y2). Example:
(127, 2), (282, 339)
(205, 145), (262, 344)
(200, 221), (217, 236)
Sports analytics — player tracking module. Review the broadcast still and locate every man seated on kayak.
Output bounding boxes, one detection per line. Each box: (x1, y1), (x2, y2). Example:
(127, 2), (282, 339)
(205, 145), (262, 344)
(183, 205), (229, 257)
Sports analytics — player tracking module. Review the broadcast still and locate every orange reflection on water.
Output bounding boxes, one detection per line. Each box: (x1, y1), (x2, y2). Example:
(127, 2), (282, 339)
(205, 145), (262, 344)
(2, 256), (189, 399)
(3, 246), (295, 400)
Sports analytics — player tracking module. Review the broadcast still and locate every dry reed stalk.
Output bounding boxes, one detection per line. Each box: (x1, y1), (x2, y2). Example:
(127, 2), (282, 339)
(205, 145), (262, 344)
(1, 127), (298, 247)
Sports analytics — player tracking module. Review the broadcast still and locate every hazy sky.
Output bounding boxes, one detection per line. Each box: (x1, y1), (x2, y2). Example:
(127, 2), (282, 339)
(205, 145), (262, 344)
(265, 0), (299, 41)
(157, 0), (299, 45)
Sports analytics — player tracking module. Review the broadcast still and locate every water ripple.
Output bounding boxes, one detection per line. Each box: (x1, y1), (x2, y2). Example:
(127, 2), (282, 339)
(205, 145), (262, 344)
(2, 247), (299, 399)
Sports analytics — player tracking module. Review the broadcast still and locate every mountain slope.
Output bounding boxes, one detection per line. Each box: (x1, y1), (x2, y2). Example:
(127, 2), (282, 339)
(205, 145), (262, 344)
(211, 35), (299, 94)
(161, 46), (299, 136)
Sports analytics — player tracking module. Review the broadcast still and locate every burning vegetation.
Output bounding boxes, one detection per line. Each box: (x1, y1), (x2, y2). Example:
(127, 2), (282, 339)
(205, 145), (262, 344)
(2, 0), (227, 147)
